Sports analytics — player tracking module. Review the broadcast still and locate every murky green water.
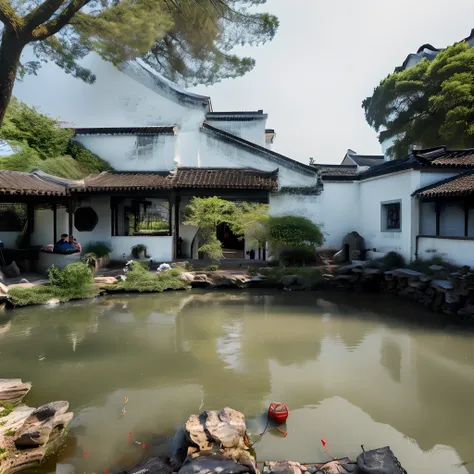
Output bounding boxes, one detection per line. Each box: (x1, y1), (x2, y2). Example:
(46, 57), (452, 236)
(1, 290), (474, 474)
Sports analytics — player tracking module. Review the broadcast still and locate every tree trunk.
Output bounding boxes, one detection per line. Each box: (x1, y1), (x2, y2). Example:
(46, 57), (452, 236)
(0, 31), (25, 126)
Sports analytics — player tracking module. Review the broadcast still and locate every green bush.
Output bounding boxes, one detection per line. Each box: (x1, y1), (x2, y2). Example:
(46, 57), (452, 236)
(83, 241), (112, 258)
(207, 265), (219, 272)
(112, 263), (188, 293)
(266, 216), (324, 247)
(278, 246), (320, 266)
(369, 251), (406, 271)
(49, 262), (93, 288)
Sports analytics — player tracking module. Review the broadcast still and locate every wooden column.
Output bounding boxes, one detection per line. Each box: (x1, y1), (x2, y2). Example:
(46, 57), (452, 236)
(67, 200), (75, 236)
(435, 202), (441, 236)
(52, 203), (57, 243)
(25, 202), (35, 247)
(465, 201), (469, 237)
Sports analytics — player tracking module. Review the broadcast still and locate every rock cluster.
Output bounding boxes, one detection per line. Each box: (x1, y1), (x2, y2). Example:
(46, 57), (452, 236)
(0, 379), (73, 474)
(329, 261), (474, 320)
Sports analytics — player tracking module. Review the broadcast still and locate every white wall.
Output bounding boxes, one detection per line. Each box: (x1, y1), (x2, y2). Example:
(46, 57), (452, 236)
(0, 232), (21, 248)
(76, 134), (177, 172)
(110, 236), (173, 262)
(358, 170), (421, 261)
(13, 52), (206, 129)
(206, 120), (266, 147)
(198, 133), (316, 188)
(418, 237), (474, 268)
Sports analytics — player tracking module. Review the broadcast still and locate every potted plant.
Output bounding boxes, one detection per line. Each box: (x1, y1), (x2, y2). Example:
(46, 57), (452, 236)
(83, 242), (112, 271)
(131, 244), (147, 259)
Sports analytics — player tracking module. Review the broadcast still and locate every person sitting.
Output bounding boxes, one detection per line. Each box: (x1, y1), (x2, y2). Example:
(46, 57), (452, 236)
(54, 234), (75, 253)
(68, 235), (82, 253)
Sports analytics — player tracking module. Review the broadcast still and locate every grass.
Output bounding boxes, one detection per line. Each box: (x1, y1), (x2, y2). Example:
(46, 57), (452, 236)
(7, 285), (98, 307)
(207, 265), (219, 272)
(0, 448), (7, 462)
(110, 263), (189, 293)
(0, 403), (14, 418)
(4, 429), (15, 437)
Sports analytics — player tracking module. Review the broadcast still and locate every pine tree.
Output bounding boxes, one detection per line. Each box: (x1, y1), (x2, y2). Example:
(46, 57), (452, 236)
(0, 0), (278, 125)
(362, 42), (474, 159)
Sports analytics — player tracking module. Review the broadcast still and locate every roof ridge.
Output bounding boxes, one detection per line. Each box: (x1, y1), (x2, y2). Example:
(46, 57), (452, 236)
(201, 123), (316, 176)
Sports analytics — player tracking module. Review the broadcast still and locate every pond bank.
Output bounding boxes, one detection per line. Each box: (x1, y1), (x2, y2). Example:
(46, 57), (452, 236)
(0, 379), (73, 474)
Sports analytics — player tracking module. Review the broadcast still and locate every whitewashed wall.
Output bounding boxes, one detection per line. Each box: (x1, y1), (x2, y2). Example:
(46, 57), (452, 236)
(13, 52), (207, 129)
(418, 237), (474, 267)
(358, 170), (420, 261)
(206, 120), (266, 147)
(75, 134), (177, 171)
(198, 133), (316, 188)
(0, 232), (21, 248)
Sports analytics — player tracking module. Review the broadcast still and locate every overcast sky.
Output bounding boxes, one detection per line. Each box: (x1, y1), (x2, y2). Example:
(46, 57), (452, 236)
(189, 0), (474, 165)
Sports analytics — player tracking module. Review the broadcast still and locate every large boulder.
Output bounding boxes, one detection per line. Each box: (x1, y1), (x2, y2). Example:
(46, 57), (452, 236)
(334, 232), (365, 263)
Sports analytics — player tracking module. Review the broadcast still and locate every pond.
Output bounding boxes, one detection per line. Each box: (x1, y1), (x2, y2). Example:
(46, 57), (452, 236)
(0, 290), (473, 474)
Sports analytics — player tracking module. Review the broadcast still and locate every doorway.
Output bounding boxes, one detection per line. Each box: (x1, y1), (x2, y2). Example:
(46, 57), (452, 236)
(216, 223), (244, 258)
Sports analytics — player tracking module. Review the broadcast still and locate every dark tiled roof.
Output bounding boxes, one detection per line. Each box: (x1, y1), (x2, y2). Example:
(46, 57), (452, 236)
(413, 148), (474, 167)
(413, 171), (474, 198)
(349, 155), (384, 167)
(74, 127), (176, 136)
(69, 168), (278, 193)
(315, 165), (358, 180)
(71, 172), (172, 192)
(201, 123), (316, 176)
(173, 168), (277, 190)
(0, 171), (66, 196)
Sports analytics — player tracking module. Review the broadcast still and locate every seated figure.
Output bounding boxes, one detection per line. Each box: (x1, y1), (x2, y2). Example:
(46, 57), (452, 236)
(54, 234), (75, 254)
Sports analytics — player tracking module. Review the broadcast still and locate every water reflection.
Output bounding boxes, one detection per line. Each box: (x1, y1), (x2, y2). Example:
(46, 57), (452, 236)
(0, 291), (473, 473)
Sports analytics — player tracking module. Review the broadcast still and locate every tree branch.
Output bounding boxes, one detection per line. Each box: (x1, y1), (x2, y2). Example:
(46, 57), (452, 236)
(0, 0), (21, 31)
(24, 0), (67, 32)
(30, 0), (92, 41)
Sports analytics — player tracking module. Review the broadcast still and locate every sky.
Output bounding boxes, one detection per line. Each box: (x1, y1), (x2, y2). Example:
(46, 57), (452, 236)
(188, 0), (474, 165)
(11, 0), (474, 165)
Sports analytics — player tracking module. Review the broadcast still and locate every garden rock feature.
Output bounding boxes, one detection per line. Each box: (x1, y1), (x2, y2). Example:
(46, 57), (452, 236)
(0, 379), (73, 474)
(333, 232), (365, 263)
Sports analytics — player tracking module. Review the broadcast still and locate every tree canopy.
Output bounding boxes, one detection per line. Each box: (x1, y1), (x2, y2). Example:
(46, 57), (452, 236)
(362, 42), (474, 159)
(0, 0), (278, 124)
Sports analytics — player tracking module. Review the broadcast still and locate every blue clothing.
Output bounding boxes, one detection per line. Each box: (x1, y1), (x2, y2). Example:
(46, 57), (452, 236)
(54, 240), (75, 253)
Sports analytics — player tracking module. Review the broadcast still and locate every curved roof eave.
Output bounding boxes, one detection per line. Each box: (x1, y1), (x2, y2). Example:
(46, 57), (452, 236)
(119, 59), (211, 110)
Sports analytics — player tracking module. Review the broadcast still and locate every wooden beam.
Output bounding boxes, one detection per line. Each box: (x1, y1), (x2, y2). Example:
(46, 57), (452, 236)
(67, 200), (75, 236)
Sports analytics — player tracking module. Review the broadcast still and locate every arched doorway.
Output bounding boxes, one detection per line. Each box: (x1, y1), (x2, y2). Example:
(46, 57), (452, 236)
(216, 223), (244, 258)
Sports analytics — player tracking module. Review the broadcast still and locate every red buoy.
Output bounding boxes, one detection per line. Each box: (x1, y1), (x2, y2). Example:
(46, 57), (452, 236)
(267, 402), (289, 424)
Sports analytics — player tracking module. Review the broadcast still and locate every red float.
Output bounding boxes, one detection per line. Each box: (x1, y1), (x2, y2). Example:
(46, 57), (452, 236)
(267, 402), (289, 424)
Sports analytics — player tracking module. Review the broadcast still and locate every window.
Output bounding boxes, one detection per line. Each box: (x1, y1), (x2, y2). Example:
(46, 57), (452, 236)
(381, 201), (401, 231)
(74, 207), (99, 232)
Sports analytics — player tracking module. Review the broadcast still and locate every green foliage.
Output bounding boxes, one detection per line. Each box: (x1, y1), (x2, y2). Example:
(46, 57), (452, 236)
(369, 251), (406, 271)
(0, 402), (14, 418)
(0, 99), (112, 177)
(230, 203), (269, 248)
(112, 262), (188, 293)
(249, 266), (324, 289)
(83, 241), (112, 258)
(82, 252), (98, 269)
(207, 265), (219, 272)
(278, 246), (320, 267)
(48, 263), (93, 288)
(363, 42), (474, 159)
(184, 196), (238, 259)
(131, 244), (147, 252)
(4, 429), (15, 437)
(266, 216), (324, 248)
(407, 256), (458, 274)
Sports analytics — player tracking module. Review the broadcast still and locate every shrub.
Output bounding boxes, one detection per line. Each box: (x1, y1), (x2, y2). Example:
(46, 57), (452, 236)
(112, 262), (188, 293)
(207, 265), (219, 272)
(49, 262), (93, 288)
(278, 246), (320, 267)
(266, 216), (324, 247)
(83, 241), (112, 258)
(369, 251), (406, 271)
(82, 252), (98, 269)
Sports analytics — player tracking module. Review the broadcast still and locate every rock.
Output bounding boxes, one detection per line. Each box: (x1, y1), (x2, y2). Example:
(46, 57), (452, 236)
(19, 279), (29, 284)
(45, 298), (61, 307)
(3, 261), (20, 278)
(0, 378), (32, 404)
(116, 275), (127, 282)
(205, 408), (247, 449)
(191, 273), (214, 288)
(332, 249), (345, 263)
(263, 460), (305, 474)
(94, 277), (117, 285)
(14, 401), (72, 448)
(336, 264), (356, 275)
(0, 270), (5, 282)
(429, 265), (445, 272)
(157, 263), (172, 274)
(431, 279), (454, 291)
(126, 456), (181, 474)
(362, 268), (381, 275)
(392, 268), (424, 278)
(179, 272), (195, 283)
(280, 275), (298, 287)
(179, 454), (254, 474)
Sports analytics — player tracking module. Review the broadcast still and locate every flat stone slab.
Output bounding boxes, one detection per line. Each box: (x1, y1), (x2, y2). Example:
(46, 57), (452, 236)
(431, 279), (454, 291)
(392, 269), (425, 278)
(363, 268), (381, 275)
